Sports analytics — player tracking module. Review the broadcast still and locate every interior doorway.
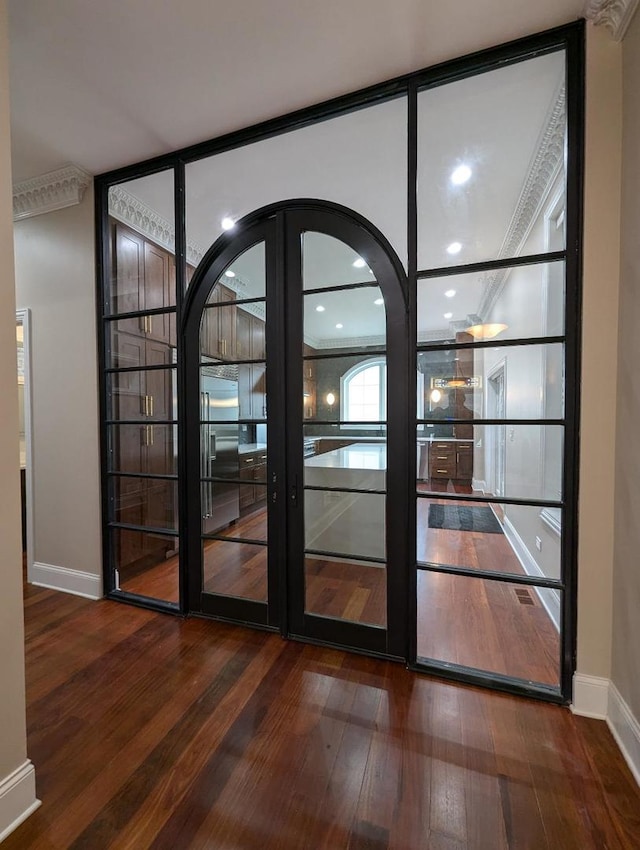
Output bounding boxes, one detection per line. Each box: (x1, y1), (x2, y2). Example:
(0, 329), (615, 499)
(487, 361), (506, 499)
(16, 309), (34, 577)
(183, 204), (409, 658)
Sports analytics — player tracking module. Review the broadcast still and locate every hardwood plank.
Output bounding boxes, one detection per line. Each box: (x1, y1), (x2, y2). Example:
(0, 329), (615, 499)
(5, 581), (640, 850)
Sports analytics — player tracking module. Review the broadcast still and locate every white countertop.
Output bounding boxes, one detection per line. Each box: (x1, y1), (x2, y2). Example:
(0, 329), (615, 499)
(305, 442), (386, 471)
(239, 443), (267, 455)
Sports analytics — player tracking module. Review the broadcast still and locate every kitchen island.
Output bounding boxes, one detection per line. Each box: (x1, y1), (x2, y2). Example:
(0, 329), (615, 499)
(304, 442), (386, 561)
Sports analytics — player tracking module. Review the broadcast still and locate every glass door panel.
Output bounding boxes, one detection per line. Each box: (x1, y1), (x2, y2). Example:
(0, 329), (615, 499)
(197, 238), (270, 612)
(300, 231), (388, 635)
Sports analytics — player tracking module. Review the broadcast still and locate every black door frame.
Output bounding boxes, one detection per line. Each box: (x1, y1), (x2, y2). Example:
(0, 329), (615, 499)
(96, 21), (584, 702)
(181, 200), (410, 658)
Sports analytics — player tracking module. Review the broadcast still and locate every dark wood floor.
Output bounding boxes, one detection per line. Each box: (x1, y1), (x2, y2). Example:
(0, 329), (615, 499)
(6, 579), (640, 849)
(118, 492), (560, 685)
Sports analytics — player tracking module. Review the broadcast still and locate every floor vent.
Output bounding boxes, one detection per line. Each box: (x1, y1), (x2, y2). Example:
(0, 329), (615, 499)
(514, 588), (535, 605)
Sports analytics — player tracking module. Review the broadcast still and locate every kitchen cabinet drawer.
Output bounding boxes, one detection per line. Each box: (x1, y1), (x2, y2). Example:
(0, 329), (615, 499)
(425, 441), (473, 482)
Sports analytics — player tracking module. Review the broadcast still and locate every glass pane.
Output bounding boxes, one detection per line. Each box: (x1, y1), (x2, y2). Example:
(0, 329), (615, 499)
(108, 425), (177, 476)
(201, 302), (266, 363)
(106, 312), (177, 368)
(108, 170), (176, 314)
(305, 441), (386, 491)
(417, 572), (560, 687)
(303, 287), (385, 354)
(416, 497), (561, 580)
(417, 51), (566, 269)
(302, 232), (376, 290)
(418, 343), (564, 421)
(417, 262), (565, 344)
(205, 242), (266, 301)
(199, 364), (266, 422)
(200, 482), (243, 534)
(305, 554), (386, 627)
(217, 486), (268, 542)
(107, 368), (177, 421)
(416, 424), (564, 502)
(111, 528), (179, 604)
(305, 490), (385, 561)
(110, 476), (178, 532)
(302, 354), (387, 424)
(202, 540), (267, 602)
(303, 426), (387, 459)
(186, 97), (408, 273)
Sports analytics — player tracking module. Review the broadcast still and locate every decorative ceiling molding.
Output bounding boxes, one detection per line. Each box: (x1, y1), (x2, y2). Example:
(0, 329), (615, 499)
(108, 184), (206, 271)
(13, 165), (92, 221)
(478, 83), (566, 320)
(307, 334), (386, 350)
(585, 0), (640, 41)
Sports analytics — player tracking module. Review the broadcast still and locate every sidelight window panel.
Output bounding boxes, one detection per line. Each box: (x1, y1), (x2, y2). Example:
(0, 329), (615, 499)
(417, 51), (566, 270)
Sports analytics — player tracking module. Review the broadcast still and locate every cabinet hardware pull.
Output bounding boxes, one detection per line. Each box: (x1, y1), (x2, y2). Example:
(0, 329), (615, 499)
(260, 455), (267, 460)
(139, 316), (146, 333)
(149, 425), (154, 446)
(149, 395), (154, 417)
(436, 456), (448, 459)
(244, 458), (253, 463)
(436, 469), (448, 473)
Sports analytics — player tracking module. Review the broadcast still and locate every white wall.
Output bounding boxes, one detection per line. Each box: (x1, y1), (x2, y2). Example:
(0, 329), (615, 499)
(612, 6), (640, 738)
(0, 0), (38, 839)
(480, 175), (563, 587)
(14, 187), (102, 598)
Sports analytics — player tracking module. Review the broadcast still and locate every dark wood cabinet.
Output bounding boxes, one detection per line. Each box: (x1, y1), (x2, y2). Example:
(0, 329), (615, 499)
(109, 219), (177, 574)
(239, 449), (268, 512)
(303, 344), (316, 420)
(202, 284), (237, 360)
(426, 440), (473, 483)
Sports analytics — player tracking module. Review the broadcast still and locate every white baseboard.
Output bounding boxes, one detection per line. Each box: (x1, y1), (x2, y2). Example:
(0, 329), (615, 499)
(607, 684), (640, 787)
(571, 673), (610, 719)
(472, 478), (487, 493)
(0, 761), (40, 843)
(31, 561), (102, 600)
(502, 516), (561, 631)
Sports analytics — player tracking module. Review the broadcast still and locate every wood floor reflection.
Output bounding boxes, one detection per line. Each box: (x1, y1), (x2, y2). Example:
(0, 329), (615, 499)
(116, 492), (559, 683)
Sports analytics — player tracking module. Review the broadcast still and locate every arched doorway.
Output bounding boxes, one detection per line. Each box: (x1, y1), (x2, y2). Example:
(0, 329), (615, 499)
(182, 202), (409, 657)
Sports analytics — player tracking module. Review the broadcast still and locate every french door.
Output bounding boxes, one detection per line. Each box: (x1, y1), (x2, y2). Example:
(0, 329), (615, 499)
(184, 205), (409, 658)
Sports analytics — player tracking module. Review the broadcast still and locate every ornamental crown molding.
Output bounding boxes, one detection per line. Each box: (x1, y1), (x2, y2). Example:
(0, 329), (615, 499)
(585, 0), (640, 41)
(478, 83), (565, 320)
(13, 164), (92, 221)
(108, 184), (207, 272)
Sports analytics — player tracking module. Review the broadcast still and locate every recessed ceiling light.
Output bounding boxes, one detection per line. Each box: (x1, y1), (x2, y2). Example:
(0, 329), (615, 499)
(374, 298), (384, 306)
(221, 217), (236, 231)
(445, 289), (456, 298)
(447, 242), (462, 255)
(451, 164), (472, 186)
(224, 270), (235, 278)
(353, 257), (366, 268)
(316, 305), (325, 312)
(336, 323), (343, 329)
(444, 312), (453, 319)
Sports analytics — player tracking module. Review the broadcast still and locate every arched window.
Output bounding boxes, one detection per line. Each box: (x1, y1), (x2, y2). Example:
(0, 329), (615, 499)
(340, 358), (387, 423)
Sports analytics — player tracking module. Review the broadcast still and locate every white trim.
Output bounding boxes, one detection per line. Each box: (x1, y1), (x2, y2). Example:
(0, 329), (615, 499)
(16, 309), (35, 583)
(540, 507), (562, 536)
(31, 562), (102, 600)
(471, 478), (487, 493)
(0, 761), (40, 843)
(585, 0), (640, 41)
(12, 165), (91, 220)
(608, 684), (640, 787)
(571, 673), (610, 719)
(502, 515), (561, 631)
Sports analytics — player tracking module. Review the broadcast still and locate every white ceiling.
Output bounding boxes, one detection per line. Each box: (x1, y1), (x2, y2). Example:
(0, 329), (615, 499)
(8, 0), (584, 182)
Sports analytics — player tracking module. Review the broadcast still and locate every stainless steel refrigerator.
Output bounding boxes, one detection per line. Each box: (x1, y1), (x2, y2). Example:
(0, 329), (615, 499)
(200, 370), (240, 534)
